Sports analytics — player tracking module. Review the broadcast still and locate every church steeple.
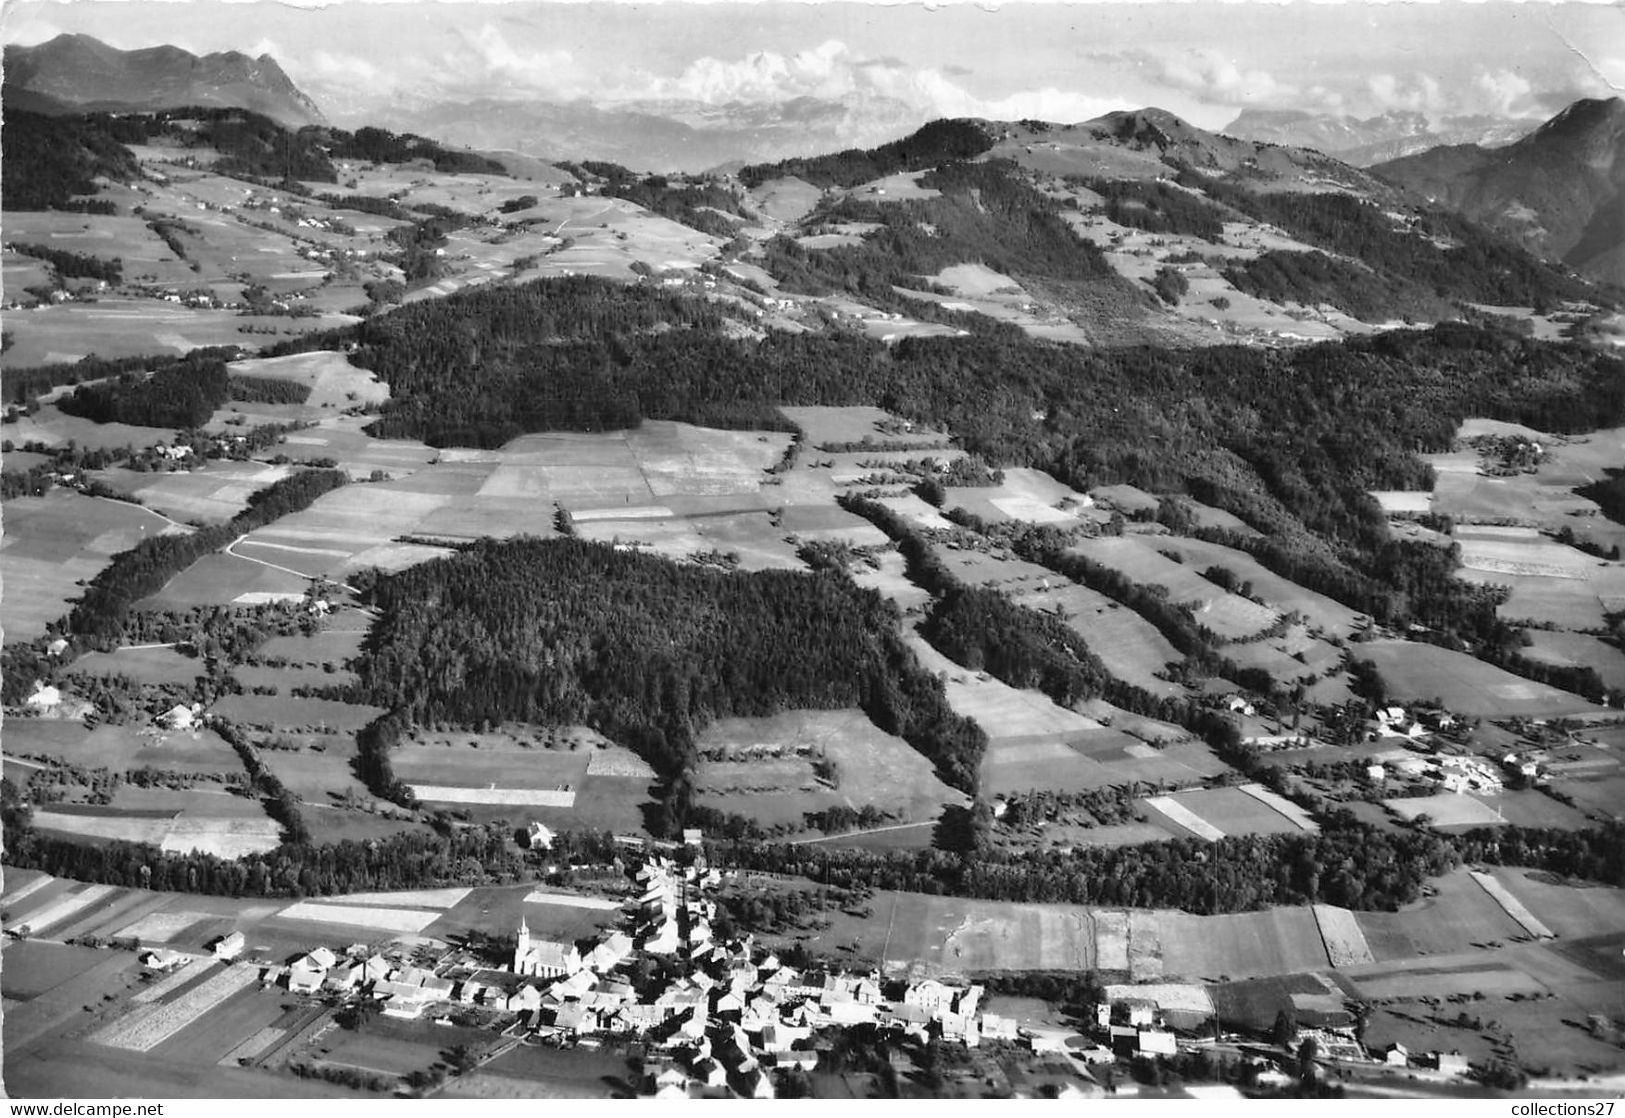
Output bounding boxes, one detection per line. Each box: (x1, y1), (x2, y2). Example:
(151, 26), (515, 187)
(513, 915), (531, 973)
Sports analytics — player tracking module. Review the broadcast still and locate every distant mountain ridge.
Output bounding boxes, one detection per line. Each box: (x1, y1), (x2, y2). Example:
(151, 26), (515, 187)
(1225, 107), (1534, 167)
(3, 33), (327, 129)
(348, 93), (934, 174)
(1373, 97), (1625, 286)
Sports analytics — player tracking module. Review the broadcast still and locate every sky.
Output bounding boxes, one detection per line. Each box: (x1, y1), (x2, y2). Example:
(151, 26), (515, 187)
(3, 0), (1622, 131)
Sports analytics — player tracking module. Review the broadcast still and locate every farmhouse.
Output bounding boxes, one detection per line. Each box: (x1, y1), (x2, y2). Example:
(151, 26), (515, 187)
(527, 822), (556, 849)
(25, 682), (61, 711)
(213, 931), (246, 960)
(287, 960), (325, 994)
(141, 949), (189, 971)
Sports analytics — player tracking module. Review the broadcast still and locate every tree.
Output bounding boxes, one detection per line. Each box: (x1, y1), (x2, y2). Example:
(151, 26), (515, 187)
(1272, 1009), (1298, 1049)
(1297, 1037), (1320, 1083)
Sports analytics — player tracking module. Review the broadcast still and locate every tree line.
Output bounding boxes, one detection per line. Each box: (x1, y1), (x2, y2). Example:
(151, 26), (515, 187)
(738, 118), (995, 189)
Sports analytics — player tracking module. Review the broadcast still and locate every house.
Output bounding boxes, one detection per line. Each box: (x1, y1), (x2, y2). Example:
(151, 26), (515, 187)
(162, 703), (198, 731)
(326, 962), (367, 991)
(823, 1000), (878, 1026)
(527, 822), (555, 850)
(903, 979), (951, 1012)
(287, 961), (326, 994)
(1125, 1002), (1157, 1028)
(1435, 1051), (1469, 1076)
(956, 985), (984, 1017)
(506, 984), (543, 1013)
(46, 638), (70, 657)
(1366, 764), (1386, 782)
(553, 1004), (598, 1035)
(25, 682), (61, 711)
(140, 949), (188, 971)
(361, 955), (392, 984)
(588, 932), (633, 972)
(1384, 1042), (1409, 1067)
(690, 1057), (728, 1089)
(1138, 1030), (1178, 1056)
(512, 918), (582, 977)
(853, 977), (883, 1005)
(302, 947), (338, 970)
(981, 1014), (1019, 1041)
(682, 828), (704, 847)
(213, 931), (246, 960)
(759, 1024), (811, 1053)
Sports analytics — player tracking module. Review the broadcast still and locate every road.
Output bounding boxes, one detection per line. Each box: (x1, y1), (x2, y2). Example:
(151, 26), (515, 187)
(224, 534), (356, 593)
(792, 820), (936, 845)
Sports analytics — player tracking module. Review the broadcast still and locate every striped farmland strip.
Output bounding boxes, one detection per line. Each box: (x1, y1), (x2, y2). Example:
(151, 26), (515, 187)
(95, 963), (258, 1051)
(1145, 796), (1225, 841)
(1470, 872), (1555, 939)
(5, 884), (114, 935)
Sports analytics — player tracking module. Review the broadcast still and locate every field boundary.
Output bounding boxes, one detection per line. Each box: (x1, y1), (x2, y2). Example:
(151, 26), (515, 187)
(1312, 903), (1376, 967)
(1144, 796), (1224, 841)
(1470, 871), (1556, 939)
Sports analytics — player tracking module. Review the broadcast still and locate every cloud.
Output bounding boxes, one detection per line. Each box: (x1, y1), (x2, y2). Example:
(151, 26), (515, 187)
(1097, 48), (1294, 108)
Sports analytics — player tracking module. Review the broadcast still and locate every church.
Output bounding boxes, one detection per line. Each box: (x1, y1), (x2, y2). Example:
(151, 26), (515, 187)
(512, 916), (583, 978)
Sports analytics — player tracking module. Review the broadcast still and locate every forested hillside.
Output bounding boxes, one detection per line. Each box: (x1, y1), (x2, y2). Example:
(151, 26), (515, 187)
(269, 279), (1625, 649)
(738, 118), (995, 189)
(351, 538), (985, 826)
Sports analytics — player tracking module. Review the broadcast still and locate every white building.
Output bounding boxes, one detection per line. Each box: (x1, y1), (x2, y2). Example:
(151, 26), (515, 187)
(512, 918), (582, 978)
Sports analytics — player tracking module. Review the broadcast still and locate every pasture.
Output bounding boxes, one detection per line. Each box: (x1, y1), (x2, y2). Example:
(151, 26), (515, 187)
(1069, 536), (1281, 640)
(1356, 639), (1604, 717)
(1156, 908), (1329, 980)
(1354, 870), (1527, 961)
(2, 720), (244, 774)
(3, 298), (357, 367)
(0, 491), (190, 640)
(1521, 631), (1625, 690)
(226, 351), (389, 411)
(68, 646), (205, 685)
(143, 552), (309, 609)
(91, 462), (295, 523)
(697, 709), (964, 825)
(1016, 583), (1187, 698)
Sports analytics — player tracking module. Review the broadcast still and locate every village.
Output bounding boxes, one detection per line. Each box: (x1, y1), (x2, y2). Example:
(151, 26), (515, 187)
(97, 834), (1492, 1100)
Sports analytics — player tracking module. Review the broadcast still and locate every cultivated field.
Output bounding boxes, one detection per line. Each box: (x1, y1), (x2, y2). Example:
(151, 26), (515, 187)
(1156, 907), (1330, 980)
(91, 462), (295, 523)
(1313, 904), (1377, 967)
(696, 709), (964, 826)
(1069, 536), (1281, 640)
(1357, 639), (1605, 717)
(1354, 870), (1528, 960)
(0, 491), (191, 640)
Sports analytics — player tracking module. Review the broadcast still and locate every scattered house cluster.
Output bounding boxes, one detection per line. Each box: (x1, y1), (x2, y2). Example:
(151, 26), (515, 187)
(160, 702), (204, 732)
(1432, 753), (1504, 795)
(1375, 706), (1430, 742)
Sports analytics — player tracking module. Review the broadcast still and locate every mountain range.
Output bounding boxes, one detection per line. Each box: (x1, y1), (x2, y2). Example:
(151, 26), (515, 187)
(1224, 108), (1534, 167)
(354, 94), (928, 174)
(2, 33), (326, 129)
(6, 32), (1624, 290)
(1374, 98), (1625, 287)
